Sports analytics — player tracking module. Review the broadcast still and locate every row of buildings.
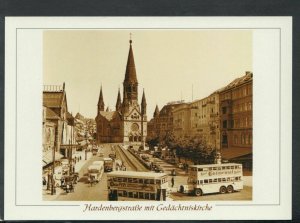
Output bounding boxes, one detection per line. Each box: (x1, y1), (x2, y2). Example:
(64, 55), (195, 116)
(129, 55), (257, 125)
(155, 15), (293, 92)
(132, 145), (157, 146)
(42, 84), (95, 170)
(147, 71), (253, 170)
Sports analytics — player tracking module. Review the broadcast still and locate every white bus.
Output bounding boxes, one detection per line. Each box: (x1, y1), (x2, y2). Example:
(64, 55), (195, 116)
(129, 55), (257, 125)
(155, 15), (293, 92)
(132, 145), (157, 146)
(87, 162), (104, 183)
(107, 171), (169, 201)
(179, 163), (243, 196)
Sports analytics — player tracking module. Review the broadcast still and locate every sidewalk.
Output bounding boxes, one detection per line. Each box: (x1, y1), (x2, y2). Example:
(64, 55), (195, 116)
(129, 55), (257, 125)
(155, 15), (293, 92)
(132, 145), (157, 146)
(42, 150), (92, 201)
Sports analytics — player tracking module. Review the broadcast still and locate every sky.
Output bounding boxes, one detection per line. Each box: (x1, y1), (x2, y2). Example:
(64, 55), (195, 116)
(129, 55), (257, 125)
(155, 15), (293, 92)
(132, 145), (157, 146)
(43, 30), (252, 119)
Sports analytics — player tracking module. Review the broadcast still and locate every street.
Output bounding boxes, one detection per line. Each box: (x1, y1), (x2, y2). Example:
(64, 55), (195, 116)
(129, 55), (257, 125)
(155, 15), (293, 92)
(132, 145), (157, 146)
(44, 143), (252, 201)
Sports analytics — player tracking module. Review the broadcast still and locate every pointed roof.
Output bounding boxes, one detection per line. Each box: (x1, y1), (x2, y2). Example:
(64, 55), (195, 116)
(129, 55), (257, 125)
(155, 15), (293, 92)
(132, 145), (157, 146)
(154, 105), (160, 117)
(116, 88), (121, 107)
(124, 40), (138, 84)
(141, 89), (146, 106)
(97, 86), (104, 107)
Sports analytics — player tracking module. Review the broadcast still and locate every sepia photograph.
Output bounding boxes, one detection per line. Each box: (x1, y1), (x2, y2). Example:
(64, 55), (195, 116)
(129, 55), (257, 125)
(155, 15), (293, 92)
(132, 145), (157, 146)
(42, 30), (253, 201)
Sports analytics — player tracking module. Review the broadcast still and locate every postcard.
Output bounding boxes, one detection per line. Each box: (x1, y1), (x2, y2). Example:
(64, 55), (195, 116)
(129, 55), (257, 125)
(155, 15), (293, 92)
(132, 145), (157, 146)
(4, 17), (292, 220)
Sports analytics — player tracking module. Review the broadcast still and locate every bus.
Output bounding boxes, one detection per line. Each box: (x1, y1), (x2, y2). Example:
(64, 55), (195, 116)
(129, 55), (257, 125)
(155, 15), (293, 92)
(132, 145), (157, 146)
(103, 158), (113, 172)
(107, 171), (169, 201)
(87, 161), (104, 183)
(179, 163), (243, 196)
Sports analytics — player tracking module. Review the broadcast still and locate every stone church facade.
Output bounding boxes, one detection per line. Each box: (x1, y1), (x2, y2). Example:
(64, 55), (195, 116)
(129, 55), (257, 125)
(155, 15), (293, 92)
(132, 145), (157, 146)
(95, 39), (147, 144)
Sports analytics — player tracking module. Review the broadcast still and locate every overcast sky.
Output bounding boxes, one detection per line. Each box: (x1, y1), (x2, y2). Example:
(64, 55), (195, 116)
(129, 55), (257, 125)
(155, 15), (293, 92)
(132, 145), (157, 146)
(43, 30), (252, 119)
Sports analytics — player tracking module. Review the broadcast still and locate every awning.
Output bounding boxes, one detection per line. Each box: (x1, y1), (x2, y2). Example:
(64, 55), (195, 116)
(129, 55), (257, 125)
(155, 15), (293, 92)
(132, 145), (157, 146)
(43, 150), (64, 166)
(221, 147), (252, 160)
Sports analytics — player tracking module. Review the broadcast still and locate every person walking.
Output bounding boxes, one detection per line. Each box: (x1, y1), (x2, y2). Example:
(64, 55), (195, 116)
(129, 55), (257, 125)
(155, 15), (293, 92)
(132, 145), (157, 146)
(171, 177), (175, 188)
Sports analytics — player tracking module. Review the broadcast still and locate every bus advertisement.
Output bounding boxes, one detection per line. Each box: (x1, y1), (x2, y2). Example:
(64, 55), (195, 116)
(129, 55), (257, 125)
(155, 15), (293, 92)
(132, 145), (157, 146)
(179, 163), (243, 196)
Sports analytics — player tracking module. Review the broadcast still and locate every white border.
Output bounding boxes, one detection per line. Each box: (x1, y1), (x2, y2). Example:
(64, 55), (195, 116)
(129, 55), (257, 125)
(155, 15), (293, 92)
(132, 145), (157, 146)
(4, 17), (292, 220)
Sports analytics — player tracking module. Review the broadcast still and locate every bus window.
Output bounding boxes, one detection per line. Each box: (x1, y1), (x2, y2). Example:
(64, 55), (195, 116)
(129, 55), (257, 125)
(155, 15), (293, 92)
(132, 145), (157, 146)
(191, 167), (197, 171)
(133, 192), (138, 198)
(145, 193), (150, 200)
(128, 192), (133, 198)
(117, 178), (122, 182)
(144, 179), (150, 184)
(200, 180), (203, 184)
(113, 178), (118, 182)
(204, 179), (208, 184)
(213, 167), (217, 170)
(139, 179), (143, 184)
(209, 179), (212, 183)
(123, 191), (128, 197)
(118, 191), (123, 196)
(149, 179), (154, 184)
(226, 166), (230, 169)
(235, 166), (238, 169)
(138, 192), (144, 199)
(156, 179), (161, 184)
(209, 167), (212, 170)
(231, 177), (235, 181)
(203, 168), (208, 171)
(231, 166), (234, 169)
(218, 167), (221, 170)
(128, 178), (133, 183)
(235, 177), (239, 181)
(150, 193), (156, 200)
(198, 168), (203, 171)
(213, 179), (217, 182)
(218, 178), (222, 182)
(222, 167), (226, 170)
(122, 178), (127, 182)
(227, 177), (230, 181)
(222, 178), (226, 182)
(238, 176), (241, 180)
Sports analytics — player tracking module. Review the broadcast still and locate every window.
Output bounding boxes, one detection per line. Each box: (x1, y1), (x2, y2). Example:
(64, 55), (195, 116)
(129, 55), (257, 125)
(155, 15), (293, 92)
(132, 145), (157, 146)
(133, 192), (138, 198)
(222, 107), (227, 114)
(200, 180), (203, 184)
(246, 134), (249, 144)
(123, 191), (128, 197)
(132, 178), (138, 183)
(156, 179), (161, 184)
(227, 177), (231, 181)
(198, 168), (203, 171)
(222, 135), (228, 144)
(223, 120), (227, 128)
(218, 178), (222, 182)
(144, 179), (150, 184)
(222, 178), (226, 182)
(204, 180), (208, 184)
(138, 192), (144, 199)
(128, 192), (133, 198)
(150, 193), (156, 200)
(213, 179), (218, 182)
(245, 117), (248, 127)
(209, 179), (212, 183)
(145, 193), (150, 199)
(234, 135), (238, 144)
(139, 179), (144, 184)
(122, 178), (127, 182)
(231, 166), (234, 169)
(128, 178), (133, 183)
(149, 179), (154, 184)
(118, 191), (123, 196)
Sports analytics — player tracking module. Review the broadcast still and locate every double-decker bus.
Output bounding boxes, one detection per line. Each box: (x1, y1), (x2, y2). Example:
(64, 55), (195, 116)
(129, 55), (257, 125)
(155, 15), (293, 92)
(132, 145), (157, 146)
(179, 163), (243, 196)
(107, 171), (169, 201)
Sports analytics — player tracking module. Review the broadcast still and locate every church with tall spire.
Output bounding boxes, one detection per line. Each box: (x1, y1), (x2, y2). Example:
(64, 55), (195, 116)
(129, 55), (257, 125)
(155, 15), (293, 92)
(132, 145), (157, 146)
(95, 38), (147, 144)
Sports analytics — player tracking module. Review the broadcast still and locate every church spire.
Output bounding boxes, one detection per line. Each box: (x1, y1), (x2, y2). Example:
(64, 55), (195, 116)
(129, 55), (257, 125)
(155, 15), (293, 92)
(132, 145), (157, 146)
(116, 88), (122, 112)
(154, 105), (160, 117)
(141, 89), (147, 115)
(97, 85), (105, 112)
(124, 38), (138, 84)
(123, 36), (139, 104)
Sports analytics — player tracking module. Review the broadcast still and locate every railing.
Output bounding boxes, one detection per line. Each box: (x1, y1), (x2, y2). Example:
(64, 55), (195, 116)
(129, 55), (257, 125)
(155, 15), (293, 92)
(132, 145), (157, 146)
(43, 85), (64, 92)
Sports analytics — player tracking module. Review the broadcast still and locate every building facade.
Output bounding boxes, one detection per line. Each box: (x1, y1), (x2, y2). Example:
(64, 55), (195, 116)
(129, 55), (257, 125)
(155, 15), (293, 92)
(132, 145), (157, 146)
(147, 102), (185, 142)
(95, 40), (147, 144)
(219, 71), (253, 170)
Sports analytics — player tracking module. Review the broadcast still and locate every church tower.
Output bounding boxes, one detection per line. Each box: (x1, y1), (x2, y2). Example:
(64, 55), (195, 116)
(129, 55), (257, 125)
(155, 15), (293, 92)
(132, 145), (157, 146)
(122, 38), (139, 110)
(97, 86), (105, 112)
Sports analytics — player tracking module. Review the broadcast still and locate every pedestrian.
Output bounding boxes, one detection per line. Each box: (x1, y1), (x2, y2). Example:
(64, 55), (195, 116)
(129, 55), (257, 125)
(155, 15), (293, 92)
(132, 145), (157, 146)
(42, 176), (46, 187)
(80, 156), (82, 160)
(171, 177), (174, 188)
(73, 166), (75, 173)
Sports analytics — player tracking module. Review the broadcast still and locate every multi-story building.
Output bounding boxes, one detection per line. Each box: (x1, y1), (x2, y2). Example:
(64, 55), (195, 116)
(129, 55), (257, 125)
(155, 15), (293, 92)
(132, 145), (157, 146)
(188, 92), (220, 150)
(173, 103), (191, 139)
(147, 101), (185, 142)
(43, 83), (76, 165)
(219, 71), (253, 170)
